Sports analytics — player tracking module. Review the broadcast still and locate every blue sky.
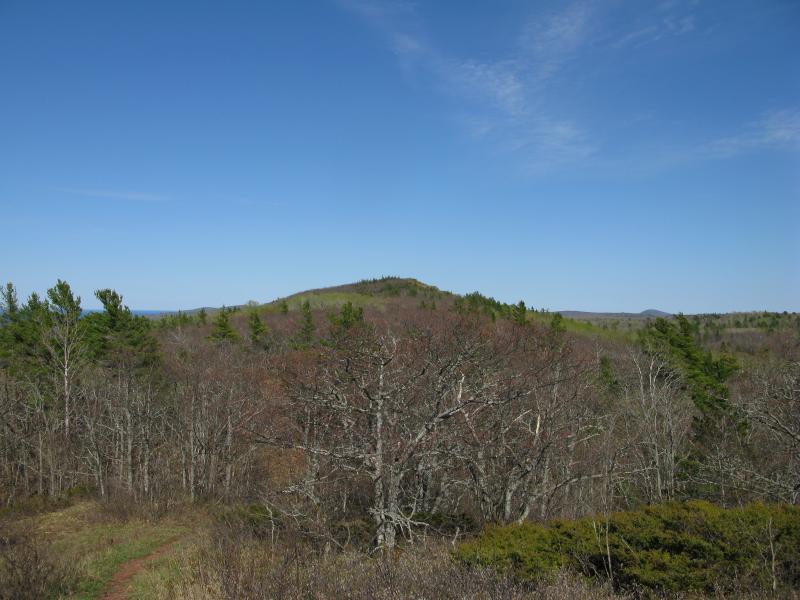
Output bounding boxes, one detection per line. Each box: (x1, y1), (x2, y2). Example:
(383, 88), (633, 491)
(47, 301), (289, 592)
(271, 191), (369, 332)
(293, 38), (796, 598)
(1, 0), (798, 312)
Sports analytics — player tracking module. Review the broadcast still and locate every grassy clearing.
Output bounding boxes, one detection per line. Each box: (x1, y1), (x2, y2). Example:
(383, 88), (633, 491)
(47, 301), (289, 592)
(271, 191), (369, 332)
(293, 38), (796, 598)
(33, 502), (189, 599)
(560, 318), (637, 341)
(526, 312), (636, 341)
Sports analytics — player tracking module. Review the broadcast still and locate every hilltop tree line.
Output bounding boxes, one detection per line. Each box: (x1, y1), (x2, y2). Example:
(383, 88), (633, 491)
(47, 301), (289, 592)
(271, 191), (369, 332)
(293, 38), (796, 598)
(0, 280), (797, 548)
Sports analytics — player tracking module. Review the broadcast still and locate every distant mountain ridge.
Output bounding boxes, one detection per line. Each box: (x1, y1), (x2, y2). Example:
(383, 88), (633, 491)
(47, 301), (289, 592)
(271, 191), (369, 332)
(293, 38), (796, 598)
(558, 309), (672, 320)
(129, 278), (675, 320)
(8, 279), (782, 322)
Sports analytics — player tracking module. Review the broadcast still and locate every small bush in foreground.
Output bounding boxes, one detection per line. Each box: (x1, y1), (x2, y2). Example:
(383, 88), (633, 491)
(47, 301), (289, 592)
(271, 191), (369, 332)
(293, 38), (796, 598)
(0, 524), (77, 600)
(455, 501), (800, 595)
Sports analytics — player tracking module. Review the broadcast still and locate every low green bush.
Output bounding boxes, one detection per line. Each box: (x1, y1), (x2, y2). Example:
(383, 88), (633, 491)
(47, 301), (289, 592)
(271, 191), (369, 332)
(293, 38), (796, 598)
(455, 501), (800, 594)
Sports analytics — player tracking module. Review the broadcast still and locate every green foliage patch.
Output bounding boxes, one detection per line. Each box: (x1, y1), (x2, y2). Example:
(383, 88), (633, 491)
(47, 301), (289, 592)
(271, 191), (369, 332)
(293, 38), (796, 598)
(456, 501), (800, 594)
(640, 316), (738, 419)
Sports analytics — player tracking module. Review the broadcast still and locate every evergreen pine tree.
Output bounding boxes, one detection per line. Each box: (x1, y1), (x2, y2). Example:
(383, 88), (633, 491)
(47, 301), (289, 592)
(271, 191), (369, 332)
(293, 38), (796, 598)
(1, 282), (19, 319)
(296, 300), (315, 347)
(329, 301), (363, 331)
(0, 282), (21, 365)
(209, 307), (239, 342)
(549, 312), (566, 337)
(512, 300), (527, 326)
(84, 288), (159, 368)
(248, 310), (267, 345)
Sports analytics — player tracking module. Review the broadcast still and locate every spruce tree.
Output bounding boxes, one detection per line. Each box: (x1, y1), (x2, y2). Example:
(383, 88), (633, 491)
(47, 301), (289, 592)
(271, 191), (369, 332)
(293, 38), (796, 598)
(329, 301), (363, 331)
(512, 300), (527, 326)
(209, 307), (239, 342)
(296, 300), (315, 347)
(248, 310), (267, 345)
(549, 312), (566, 336)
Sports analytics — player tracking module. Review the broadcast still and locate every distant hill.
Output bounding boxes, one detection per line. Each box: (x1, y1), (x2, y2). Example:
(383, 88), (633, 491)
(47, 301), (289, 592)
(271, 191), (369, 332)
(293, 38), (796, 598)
(264, 277), (452, 312)
(277, 277), (446, 300)
(640, 309), (672, 317)
(159, 277), (452, 317)
(559, 309), (672, 320)
(143, 280), (673, 322)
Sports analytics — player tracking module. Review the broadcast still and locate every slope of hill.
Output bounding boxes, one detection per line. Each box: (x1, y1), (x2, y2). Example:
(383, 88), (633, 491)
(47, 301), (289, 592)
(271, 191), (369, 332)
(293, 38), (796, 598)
(265, 276), (452, 312)
(172, 278), (669, 323)
(152, 278), (797, 346)
(152, 277), (659, 341)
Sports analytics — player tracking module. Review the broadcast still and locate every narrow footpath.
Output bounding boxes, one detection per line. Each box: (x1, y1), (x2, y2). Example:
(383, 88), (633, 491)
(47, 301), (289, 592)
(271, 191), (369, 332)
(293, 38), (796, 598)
(100, 538), (180, 600)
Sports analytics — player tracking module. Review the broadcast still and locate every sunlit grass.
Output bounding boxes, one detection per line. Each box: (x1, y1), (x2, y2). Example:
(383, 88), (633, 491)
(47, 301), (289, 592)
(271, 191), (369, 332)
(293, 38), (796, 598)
(34, 502), (187, 600)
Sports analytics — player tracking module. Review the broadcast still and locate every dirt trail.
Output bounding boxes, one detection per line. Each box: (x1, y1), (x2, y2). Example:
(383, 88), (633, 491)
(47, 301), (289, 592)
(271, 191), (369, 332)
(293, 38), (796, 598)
(100, 538), (180, 600)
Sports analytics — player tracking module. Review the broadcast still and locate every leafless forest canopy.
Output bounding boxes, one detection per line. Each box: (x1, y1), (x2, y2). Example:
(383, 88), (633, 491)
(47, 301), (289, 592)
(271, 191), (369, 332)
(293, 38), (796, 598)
(0, 277), (799, 597)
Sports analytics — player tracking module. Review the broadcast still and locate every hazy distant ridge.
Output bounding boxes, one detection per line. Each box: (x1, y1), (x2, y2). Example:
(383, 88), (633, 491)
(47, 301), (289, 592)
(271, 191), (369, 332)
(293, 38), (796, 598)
(558, 309), (672, 320)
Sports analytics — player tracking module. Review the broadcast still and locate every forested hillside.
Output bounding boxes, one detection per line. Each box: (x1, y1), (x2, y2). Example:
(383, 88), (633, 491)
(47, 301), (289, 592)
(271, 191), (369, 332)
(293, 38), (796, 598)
(1, 277), (798, 597)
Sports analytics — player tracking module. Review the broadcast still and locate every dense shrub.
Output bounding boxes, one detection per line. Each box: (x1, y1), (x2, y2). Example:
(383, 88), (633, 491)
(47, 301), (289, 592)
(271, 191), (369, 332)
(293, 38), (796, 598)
(0, 525), (77, 599)
(0, 485), (93, 519)
(455, 501), (800, 594)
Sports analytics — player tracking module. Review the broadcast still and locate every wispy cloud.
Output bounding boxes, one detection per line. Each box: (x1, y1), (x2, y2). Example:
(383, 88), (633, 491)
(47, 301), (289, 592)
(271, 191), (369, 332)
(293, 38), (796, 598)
(611, 1), (697, 49)
(55, 188), (166, 203)
(700, 109), (800, 159)
(612, 25), (659, 48)
(337, 1), (793, 175)
(337, 0), (595, 172)
(594, 109), (800, 177)
(517, 2), (593, 81)
(435, 57), (525, 117)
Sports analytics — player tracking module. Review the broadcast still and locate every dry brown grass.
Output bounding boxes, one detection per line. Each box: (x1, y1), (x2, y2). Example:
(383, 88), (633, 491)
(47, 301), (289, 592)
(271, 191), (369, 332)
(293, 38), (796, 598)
(148, 526), (627, 600)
